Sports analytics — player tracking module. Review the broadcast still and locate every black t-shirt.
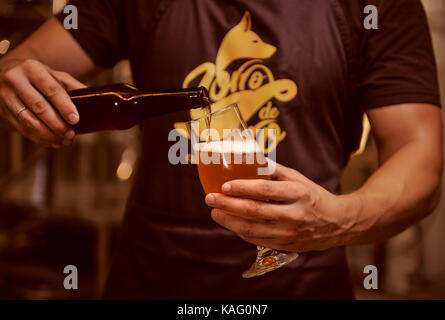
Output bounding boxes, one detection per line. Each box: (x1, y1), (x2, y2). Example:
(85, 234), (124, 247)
(58, 0), (440, 299)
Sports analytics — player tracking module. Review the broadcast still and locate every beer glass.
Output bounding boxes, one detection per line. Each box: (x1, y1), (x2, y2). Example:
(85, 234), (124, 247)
(186, 104), (299, 278)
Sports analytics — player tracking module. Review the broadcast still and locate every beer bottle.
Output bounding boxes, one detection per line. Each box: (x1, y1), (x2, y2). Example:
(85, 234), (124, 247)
(67, 83), (209, 134)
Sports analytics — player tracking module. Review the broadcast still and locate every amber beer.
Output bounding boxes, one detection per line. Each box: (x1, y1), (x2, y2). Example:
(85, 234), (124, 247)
(196, 140), (270, 194)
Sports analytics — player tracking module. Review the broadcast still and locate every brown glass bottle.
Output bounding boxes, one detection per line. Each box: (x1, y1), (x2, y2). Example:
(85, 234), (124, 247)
(67, 83), (209, 134)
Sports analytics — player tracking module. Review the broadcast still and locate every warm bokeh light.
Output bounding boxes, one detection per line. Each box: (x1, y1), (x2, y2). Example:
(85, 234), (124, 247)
(121, 148), (137, 165)
(0, 40), (10, 55)
(116, 161), (133, 181)
(52, 0), (67, 14)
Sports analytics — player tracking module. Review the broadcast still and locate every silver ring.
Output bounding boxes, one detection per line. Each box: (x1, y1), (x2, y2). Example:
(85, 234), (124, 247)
(16, 106), (27, 118)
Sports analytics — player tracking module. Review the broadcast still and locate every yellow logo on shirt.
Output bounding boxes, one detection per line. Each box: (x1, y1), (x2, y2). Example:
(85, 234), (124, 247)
(174, 11), (297, 154)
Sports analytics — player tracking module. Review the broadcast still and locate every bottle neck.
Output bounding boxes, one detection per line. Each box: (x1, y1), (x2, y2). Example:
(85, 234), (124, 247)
(130, 87), (210, 118)
(69, 83), (138, 99)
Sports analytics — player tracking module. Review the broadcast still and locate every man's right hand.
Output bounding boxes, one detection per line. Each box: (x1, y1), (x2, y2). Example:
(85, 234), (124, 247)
(0, 58), (86, 148)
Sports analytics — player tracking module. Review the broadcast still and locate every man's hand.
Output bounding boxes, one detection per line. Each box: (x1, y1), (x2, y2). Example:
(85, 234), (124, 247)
(0, 58), (85, 148)
(0, 16), (95, 148)
(204, 162), (360, 252)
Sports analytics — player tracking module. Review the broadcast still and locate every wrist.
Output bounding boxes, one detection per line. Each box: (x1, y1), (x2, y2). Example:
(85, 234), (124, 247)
(334, 192), (367, 245)
(0, 58), (23, 74)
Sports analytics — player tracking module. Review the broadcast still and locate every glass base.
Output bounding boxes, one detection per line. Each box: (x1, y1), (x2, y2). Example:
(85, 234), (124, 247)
(242, 246), (299, 278)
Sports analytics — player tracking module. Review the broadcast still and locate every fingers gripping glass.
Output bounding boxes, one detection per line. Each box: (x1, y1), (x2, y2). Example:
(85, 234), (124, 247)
(186, 104), (299, 278)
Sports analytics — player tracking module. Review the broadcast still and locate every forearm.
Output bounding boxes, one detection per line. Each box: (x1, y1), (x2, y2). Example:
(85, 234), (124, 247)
(343, 139), (442, 244)
(0, 17), (96, 79)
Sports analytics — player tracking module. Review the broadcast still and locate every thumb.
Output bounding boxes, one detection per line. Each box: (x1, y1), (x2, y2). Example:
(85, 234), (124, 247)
(269, 159), (307, 182)
(49, 69), (86, 91)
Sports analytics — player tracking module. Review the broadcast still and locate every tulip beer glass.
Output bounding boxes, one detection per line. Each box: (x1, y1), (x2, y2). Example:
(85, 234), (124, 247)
(186, 104), (298, 278)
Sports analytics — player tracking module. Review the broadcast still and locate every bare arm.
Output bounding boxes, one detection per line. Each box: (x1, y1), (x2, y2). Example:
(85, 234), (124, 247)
(349, 103), (442, 242)
(0, 17), (98, 147)
(2, 17), (97, 79)
(204, 103), (442, 252)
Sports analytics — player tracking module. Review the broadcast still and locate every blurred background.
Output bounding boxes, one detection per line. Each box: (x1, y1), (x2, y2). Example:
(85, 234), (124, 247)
(0, 0), (444, 299)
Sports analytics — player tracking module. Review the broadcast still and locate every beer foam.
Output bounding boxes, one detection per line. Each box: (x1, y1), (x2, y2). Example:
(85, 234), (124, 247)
(195, 140), (261, 154)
